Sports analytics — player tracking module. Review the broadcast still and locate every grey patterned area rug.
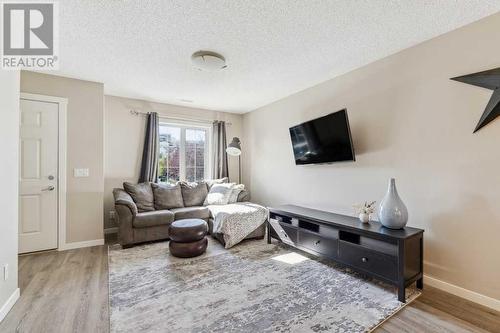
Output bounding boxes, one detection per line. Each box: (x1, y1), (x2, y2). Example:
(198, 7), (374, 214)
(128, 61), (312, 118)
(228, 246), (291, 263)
(108, 239), (419, 333)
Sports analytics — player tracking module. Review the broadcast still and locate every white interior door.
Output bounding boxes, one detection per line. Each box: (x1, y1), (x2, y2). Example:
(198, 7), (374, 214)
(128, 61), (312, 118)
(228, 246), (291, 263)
(19, 98), (58, 253)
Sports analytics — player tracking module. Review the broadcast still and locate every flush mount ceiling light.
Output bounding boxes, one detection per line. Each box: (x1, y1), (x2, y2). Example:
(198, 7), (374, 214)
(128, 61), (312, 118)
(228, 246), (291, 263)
(191, 51), (227, 72)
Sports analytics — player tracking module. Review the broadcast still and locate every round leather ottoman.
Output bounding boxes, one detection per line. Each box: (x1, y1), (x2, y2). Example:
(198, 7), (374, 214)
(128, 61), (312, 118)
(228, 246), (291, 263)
(169, 219), (208, 258)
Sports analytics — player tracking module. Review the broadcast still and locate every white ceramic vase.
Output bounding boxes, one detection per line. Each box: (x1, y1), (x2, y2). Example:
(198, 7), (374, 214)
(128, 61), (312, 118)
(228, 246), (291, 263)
(378, 178), (408, 229)
(358, 213), (370, 223)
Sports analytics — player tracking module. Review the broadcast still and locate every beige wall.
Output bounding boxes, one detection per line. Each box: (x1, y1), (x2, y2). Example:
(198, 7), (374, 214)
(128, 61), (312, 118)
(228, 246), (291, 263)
(243, 13), (500, 300)
(21, 71), (104, 243)
(0, 71), (20, 316)
(104, 95), (243, 229)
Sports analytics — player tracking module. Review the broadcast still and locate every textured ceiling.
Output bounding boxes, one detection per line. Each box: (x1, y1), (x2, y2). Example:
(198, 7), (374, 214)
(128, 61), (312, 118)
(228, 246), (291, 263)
(53, 1), (500, 113)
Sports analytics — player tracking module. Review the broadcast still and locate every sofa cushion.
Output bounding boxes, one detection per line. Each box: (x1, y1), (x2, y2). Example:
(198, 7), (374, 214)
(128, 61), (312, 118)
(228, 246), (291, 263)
(123, 182), (154, 212)
(133, 210), (175, 228)
(204, 183), (235, 205)
(179, 181), (208, 207)
(151, 183), (184, 210)
(205, 177), (229, 189)
(170, 206), (210, 220)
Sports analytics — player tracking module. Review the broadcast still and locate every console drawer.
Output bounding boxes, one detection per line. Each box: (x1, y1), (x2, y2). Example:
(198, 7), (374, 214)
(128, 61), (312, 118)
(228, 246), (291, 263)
(339, 241), (397, 281)
(299, 230), (338, 259)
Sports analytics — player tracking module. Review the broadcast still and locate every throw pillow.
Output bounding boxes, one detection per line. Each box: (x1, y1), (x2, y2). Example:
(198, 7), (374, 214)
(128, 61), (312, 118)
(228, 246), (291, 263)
(179, 181), (209, 207)
(205, 177), (229, 190)
(228, 184), (245, 203)
(204, 183), (235, 205)
(123, 182), (155, 212)
(151, 183), (184, 210)
(237, 189), (250, 202)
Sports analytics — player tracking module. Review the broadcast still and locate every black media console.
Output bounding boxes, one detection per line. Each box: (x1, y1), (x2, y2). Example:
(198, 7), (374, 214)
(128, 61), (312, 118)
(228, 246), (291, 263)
(267, 205), (424, 302)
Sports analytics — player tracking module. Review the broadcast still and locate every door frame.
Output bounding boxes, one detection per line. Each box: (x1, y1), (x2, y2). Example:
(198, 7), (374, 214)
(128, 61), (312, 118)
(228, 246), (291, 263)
(20, 92), (68, 251)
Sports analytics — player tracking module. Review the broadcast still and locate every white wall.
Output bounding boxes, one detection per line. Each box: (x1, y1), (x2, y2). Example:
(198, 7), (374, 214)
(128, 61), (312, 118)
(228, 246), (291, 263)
(104, 95), (243, 229)
(243, 13), (500, 301)
(0, 70), (20, 320)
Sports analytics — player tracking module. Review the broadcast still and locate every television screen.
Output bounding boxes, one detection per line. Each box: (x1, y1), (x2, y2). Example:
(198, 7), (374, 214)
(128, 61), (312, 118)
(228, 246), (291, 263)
(289, 109), (355, 165)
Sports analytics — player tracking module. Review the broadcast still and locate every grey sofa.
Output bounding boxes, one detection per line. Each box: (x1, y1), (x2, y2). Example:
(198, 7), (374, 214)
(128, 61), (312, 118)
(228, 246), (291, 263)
(113, 181), (265, 248)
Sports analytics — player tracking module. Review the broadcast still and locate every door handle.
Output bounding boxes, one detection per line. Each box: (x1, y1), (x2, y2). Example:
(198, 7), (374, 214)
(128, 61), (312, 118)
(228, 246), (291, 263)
(42, 186), (55, 192)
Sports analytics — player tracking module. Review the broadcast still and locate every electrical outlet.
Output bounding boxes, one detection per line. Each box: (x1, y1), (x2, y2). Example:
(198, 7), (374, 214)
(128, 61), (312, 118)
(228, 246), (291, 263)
(109, 211), (115, 220)
(3, 264), (8, 281)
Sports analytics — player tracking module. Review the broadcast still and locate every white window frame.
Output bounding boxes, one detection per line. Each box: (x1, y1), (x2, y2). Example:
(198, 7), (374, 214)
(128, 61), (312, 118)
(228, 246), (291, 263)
(158, 119), (212, 183)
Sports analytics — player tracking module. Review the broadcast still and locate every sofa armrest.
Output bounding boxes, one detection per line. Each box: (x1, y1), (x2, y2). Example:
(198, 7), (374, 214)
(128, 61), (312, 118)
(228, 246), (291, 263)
(113, 188), (138, 216)
(237, 189), (250, 202)
(113, 188), (136, 246)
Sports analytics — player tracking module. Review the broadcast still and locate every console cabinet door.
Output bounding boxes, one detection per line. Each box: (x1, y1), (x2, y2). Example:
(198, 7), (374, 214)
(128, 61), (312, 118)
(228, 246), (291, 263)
(280, 224), (298, 245)
(269, 219), (298, 245)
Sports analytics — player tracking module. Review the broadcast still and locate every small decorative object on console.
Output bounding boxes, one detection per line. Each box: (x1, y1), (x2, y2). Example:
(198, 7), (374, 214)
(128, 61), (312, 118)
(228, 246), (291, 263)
(353, 201), (376, 223)
(378, 178), (408, 229)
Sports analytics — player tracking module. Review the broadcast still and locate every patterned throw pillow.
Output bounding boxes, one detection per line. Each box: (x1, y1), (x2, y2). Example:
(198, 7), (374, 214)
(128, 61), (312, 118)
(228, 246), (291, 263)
(123, 182), (155, 212)
(204, 183), (235, 205)
(228, 184), (245, 203)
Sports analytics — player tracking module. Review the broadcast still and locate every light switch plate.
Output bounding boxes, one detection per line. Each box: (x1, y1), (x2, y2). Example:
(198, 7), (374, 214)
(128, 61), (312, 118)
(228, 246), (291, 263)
(3, 264), (8, 281)
(73, 168), (89, 177)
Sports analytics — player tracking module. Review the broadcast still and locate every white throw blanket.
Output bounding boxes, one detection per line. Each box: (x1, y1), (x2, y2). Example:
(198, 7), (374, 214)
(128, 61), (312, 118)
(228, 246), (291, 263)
(208, 202), (268, 249)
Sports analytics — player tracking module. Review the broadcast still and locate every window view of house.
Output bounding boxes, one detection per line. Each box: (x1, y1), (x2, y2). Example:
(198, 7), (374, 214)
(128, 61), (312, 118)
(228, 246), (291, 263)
(185, 128), (207, 182)
(158, 124), (208, 183)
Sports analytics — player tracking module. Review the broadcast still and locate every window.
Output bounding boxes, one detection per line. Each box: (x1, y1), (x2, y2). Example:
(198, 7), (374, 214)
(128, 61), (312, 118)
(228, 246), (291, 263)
(158, 122), (211, 184)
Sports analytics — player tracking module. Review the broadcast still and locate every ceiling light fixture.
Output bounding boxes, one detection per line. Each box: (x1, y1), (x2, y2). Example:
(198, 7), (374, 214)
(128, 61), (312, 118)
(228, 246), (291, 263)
(191, 50), (227, 72)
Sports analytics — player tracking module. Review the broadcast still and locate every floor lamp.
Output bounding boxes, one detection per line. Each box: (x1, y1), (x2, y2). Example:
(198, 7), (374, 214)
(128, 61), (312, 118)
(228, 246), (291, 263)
(226, 137), (242, 183)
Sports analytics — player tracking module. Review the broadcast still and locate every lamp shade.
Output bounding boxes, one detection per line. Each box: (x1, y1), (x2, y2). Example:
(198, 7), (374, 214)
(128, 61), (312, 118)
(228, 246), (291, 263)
(226, 137), (241, 156)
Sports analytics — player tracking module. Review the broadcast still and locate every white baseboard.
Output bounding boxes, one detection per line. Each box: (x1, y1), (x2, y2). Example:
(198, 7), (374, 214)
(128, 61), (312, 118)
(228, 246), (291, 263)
(104, 227), (118, 234)
(0, 288), (20, 323)
(424, 274), (500, 311)
(58, 239), (104, 251)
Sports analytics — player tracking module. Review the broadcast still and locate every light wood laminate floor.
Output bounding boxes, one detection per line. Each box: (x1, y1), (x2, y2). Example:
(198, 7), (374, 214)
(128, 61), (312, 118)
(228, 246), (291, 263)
(1, 238), (499, 333)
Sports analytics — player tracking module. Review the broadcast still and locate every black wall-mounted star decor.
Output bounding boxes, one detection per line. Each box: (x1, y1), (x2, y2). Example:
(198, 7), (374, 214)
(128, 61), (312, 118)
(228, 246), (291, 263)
(451, 67), (500, 133)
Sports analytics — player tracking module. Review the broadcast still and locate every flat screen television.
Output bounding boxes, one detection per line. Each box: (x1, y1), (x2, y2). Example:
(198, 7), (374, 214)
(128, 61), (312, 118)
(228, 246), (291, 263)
(289, 109), (355, 165)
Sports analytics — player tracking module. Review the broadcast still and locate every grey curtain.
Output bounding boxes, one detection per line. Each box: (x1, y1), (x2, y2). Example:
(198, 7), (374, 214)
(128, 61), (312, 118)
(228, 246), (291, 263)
(212, 121), (229, 179)
(139, 112), (159, 183)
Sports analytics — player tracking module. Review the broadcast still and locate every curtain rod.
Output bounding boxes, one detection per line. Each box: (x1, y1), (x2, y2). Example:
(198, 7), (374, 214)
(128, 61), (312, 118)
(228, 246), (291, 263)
(130, 109), (232, 126)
